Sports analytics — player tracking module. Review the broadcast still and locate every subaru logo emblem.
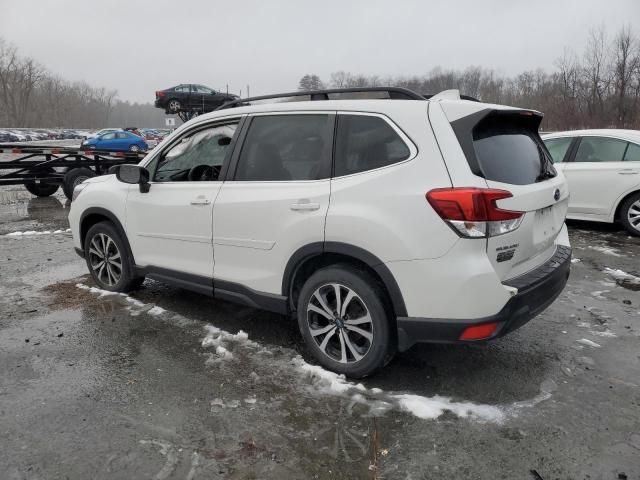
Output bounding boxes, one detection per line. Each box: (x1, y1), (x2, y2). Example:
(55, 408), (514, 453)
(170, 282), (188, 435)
(554, 189), (560, 201)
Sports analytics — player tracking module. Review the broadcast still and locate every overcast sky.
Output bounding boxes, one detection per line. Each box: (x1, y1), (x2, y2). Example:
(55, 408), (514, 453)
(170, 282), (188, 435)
(1, 0), (638, 103)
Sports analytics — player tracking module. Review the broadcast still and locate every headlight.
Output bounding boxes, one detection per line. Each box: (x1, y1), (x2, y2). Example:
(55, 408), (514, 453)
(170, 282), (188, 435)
(72, 182), (89, 201)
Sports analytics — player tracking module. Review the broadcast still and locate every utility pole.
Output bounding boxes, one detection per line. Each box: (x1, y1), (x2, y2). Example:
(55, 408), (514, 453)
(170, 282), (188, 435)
(246, 85), (250, 98)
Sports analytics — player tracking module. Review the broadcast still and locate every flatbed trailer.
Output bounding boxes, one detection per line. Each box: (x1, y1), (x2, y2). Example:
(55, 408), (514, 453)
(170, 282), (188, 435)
(0, 144), (146, 200)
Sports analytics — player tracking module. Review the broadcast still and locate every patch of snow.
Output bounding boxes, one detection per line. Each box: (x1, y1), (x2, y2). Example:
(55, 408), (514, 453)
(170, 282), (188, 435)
(590, 330), (617, 338)
(215, 345), (233, 360)
(292, 357), (505, 422)
(3, 228), (71, 237)
(395, 394), (504, 422)
(604, 268), (640, 285)
(244, 397), (257, 404)
(576, 338), (602, 348)
(590, 290), (609, 298)
(571, 258), (581, 263)
(147, 306), (166, 316)
(589, 246), (622, 257)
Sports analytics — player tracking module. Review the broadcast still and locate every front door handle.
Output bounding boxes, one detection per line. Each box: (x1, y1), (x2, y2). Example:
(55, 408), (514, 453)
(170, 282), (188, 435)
(618, 170), (639, 175)
(290, 202), (320, 211)
(190, 196), (211, 205)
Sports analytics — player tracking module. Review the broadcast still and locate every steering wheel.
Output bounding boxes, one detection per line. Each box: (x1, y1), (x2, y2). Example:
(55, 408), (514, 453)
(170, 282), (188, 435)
(188, 165), (219, 181)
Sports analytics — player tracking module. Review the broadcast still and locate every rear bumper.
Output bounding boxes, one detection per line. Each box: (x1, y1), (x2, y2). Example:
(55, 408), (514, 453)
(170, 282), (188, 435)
(396, 245), (571, 351)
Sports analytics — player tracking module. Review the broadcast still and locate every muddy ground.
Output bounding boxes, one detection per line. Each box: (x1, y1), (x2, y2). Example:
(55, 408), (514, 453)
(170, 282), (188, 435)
(0, 185), (639, 480)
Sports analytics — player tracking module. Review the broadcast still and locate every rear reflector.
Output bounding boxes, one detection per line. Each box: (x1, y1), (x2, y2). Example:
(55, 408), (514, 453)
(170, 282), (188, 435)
(426, 187), (524, 238)
(459, 322), (499, 341)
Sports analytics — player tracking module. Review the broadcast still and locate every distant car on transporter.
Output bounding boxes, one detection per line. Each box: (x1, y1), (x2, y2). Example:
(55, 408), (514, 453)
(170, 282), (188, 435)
(81, 130), (148, 152)
(154, 84), (239, 113)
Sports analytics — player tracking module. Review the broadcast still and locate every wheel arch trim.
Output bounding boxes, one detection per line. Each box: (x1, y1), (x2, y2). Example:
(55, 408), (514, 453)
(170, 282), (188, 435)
(282, 241), (408, 317)
(79, 207), (135, 263)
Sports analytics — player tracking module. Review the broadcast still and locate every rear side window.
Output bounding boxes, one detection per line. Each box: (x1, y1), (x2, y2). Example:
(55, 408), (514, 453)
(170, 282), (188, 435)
(334, 115), (410, 177)
(472, 116), (549, 185)
(624, 142), (640, 162)
(544, 137), (573, 163)
(234, 115), (332, 181)
(574, 137), (627, 162)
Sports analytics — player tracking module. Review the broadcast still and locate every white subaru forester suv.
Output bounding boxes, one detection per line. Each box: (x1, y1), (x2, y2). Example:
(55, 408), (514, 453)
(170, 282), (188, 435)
(69, 87), (571, 377)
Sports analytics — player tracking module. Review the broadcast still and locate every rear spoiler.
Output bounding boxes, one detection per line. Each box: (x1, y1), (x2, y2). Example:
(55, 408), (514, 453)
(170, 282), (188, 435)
(450, 109), (544, 179)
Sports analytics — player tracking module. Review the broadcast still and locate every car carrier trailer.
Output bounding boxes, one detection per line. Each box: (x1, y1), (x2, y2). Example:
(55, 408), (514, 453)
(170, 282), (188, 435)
(0, 144), (146, 200)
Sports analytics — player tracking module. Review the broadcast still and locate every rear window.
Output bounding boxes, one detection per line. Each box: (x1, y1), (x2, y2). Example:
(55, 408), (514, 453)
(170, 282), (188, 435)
(472, 116), (549, 185)
(334, 114), (410, 177)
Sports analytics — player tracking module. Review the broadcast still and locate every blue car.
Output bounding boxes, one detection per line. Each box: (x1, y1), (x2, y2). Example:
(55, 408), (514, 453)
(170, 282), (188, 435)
(82, 130), (148, 152)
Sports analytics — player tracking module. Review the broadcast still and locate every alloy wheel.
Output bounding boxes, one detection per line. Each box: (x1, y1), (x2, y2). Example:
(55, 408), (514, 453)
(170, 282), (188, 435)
(130, 145), (140, 152)
(306, 283), (374, 364)
(627, 200), (640, 232)
(168, 100), (180, 112)
(88, 233), (122, 287)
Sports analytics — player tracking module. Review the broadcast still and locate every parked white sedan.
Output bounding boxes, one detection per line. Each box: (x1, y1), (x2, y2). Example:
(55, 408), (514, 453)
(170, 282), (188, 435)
(542, 129), (640, 236)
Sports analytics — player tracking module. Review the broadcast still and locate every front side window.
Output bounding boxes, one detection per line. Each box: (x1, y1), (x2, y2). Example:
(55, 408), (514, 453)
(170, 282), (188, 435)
(334, 114), (410, 177)
(623, 142), (640, 162)
(153, 122), (238, 182)
(194, 85), (214, 94)
(574, 137), (627, 163)
(101, 133), (116, 140)
(543, 137), (573, 163)
(234, 115), (332, 181)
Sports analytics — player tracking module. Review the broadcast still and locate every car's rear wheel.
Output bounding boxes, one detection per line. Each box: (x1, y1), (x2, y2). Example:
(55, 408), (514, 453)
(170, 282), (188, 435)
(84, 221), (144, 292)
(620, 192), (640, 236)
(167, 99), (181, 112)
(297, 265), (394, 378)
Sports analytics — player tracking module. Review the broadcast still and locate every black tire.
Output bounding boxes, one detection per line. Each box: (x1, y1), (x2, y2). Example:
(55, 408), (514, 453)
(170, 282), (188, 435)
(24, 182), (59, 197)
(62, 167), (96, 200)
(129, 144), (141, 152)
(84, 221), (144, 292)
(167, 99), (181, 112)
(297, 265), (394, 378)
(619, 192), (640, 236)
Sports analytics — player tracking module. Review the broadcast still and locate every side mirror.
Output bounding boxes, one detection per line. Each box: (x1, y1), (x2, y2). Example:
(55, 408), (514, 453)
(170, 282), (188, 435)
(114, 164), (150, 193)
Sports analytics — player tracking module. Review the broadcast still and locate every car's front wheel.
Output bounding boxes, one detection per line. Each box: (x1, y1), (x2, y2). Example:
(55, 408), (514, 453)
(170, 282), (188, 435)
(129, 144), (140, 152)
(620, 192), (640, 236)
(297, 265), (394, 378)
(84, 221), (144, 292)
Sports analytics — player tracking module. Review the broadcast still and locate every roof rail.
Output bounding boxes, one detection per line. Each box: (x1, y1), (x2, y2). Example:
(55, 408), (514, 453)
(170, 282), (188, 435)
(216, 86), (426, 110)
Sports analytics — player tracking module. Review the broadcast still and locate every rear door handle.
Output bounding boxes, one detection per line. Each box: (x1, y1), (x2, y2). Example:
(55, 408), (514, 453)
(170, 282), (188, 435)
(290, 202), (320, 211)
(190, 196), (211, 205)
(618, 169), (639, 175)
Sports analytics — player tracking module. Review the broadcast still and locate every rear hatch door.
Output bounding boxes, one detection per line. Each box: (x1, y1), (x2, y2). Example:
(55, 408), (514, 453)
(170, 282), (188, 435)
(449, 108), (569, 281)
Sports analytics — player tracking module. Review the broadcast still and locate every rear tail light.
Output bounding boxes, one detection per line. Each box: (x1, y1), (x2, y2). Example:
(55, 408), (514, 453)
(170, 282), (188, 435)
(426, 187), (524, 238)
(460, 321), (499, 340)
(156, 91), (165, 98)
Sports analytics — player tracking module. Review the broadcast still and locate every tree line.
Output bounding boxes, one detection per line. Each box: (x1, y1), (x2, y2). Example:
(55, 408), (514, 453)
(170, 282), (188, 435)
(1, 24), (639, 130)
(299, 26), (640, 131)
(0, 37), (169, 128)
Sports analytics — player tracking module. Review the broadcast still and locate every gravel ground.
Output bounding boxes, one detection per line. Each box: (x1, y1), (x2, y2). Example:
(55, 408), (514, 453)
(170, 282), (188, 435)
(0, 184), (639, 480)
